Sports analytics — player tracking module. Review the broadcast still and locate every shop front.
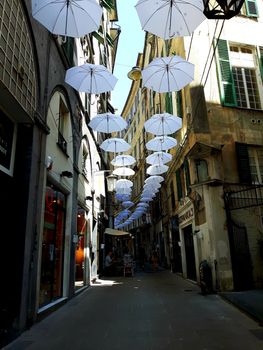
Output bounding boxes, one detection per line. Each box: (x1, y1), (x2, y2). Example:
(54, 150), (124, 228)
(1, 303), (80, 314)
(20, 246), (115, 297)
(75, 207), (88, 289)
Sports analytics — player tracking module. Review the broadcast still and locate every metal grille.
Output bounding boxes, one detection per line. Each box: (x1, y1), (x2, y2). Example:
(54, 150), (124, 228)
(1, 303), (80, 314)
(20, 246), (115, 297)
(224, 183), (263, 210)
(0, 0), (37, 117)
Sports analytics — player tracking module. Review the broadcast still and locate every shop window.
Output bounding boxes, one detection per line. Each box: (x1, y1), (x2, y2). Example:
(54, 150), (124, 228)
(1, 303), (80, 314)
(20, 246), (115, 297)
(216, 40), (263, 109)
(39, 184), (66, 307)
(75, 207), (87, 289)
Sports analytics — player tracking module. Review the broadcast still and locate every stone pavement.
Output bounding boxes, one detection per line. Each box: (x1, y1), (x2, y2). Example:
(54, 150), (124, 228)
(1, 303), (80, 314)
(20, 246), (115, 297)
(4, 271), (263, 350)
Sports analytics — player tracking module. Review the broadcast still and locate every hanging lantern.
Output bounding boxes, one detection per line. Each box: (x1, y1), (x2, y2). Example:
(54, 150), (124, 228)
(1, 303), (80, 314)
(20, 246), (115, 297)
(203, 0), (245, 19)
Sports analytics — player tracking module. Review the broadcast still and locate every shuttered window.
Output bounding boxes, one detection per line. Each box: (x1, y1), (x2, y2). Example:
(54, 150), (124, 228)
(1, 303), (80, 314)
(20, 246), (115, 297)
(216, 39), (237, 107)
(245, 0), (258, 17)
(176, 91), (182, 117)
(184, 159), (191, 194)
(62, 38), (74, 67)
(176, 169), (183, 201)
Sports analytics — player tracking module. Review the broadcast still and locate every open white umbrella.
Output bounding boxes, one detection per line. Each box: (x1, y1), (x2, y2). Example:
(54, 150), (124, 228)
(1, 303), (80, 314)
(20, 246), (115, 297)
(122, 201), (134, 208)
(100, 138), (131, 153)
(65, 63), (117, 94)
(116, 179), (133, 189)
(113, 167), (135, 177)
(146, 136), (177, 151)
(146, 151), (172, 165)
(145, 175), (164, 184)
(142, 56), (194, 93)
(144, 113), (182, 136)
(115, 188), (132, 195)
(89, 113), (127, 133)
(111, 155), (136, 167)
(32, 0), (102, 37)
(135, 0), (205, 40)
(137, 202), (149, 208)
(147, 164), (169, 175)
(141, 197), (154, 202)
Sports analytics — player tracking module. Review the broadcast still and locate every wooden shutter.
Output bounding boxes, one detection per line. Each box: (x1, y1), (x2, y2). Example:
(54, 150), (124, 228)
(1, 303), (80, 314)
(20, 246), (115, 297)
(235, 143), (252, 184)
(176, 91), (182, 117)
(176, 169), (183, 200)
(165, 93), (173, 114)
(245, 0), (258, 17)
(216, 39), (237, 107)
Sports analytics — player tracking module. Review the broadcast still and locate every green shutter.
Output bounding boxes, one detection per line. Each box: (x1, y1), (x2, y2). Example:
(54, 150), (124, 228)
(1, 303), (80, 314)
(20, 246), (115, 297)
(235, 143), (252, 184)
(184, 159), (191, 194)
(165, 93), (173, 114)
(176, 170), (183, 201)
(216, 39), (237, 107)
(62, 38), (74, 67)
(176, 91), (182, 117)
(245, 0), (258, 17)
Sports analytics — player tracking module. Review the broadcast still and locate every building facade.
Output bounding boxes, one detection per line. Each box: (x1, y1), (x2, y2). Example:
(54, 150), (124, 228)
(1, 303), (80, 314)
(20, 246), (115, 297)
(0, 0), (118, 346)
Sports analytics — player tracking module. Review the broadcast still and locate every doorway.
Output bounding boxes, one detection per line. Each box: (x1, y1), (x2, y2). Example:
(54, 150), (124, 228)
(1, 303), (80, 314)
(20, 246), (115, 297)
(183, 224), (197, 281)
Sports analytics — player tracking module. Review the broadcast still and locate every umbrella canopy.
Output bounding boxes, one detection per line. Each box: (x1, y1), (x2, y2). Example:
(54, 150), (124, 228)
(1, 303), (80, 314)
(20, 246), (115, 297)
(116, 179), (133, 189)
(144, 113), (182, 136)
(113, 167), (135, 177)
(65, 63), (117, 94)
(142, 56), (194, 93)
(137, 202), (149, 208)
(145, 175), (164, 184)
(100, 138), (131, 153)
(122, 201), (134, 208)
(146, 136), (177, 151)
(88, 113), (127, 133)
(141, 197), (154, 202)
(111, 154), (136, 167)
(32, 0), (102, 37)
(146, 151), (172, 165)
(115, 194), (131, 201)
(135, 0), (205, 40)
(147, 164), (169, 175)
(115, 188), (132, 195)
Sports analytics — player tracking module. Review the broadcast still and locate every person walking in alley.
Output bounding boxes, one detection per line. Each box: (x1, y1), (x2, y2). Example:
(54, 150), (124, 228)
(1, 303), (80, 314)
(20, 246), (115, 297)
(104, 251), (115, 276)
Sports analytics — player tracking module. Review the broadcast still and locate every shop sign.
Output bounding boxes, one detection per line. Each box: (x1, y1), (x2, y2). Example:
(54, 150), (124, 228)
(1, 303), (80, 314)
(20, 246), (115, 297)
(179, 208), (194, 225)
(0, 111), (15, 176)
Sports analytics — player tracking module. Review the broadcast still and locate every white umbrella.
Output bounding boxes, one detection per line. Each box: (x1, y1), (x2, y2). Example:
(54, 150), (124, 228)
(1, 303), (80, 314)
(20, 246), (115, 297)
(135, 0), (205, 40)
(122, 201), (134, 208)
(111, 155), (136, 167)
(142, 56), (194, 93)
(65, 63), (117, 94)
(88, 113), (127, 133)
(115, 188), (132, 195)
(146, 136), (177, 151)
(145, 175), (164, 184)
(113, 167), (135, 177)
(147, 164), (169, 176)
(137, 203), (149, 208)
(146, 151), (172, 165)
(100, 138), (131, 153)
(116, 179), (133, 189)
(141, 197), (154, 202)
(144, 113), (182, 136)
(32, 0), (102, 37)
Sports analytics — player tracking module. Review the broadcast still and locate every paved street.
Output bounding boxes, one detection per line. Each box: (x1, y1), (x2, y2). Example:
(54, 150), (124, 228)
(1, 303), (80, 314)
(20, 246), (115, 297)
(5, 271), (263, 350)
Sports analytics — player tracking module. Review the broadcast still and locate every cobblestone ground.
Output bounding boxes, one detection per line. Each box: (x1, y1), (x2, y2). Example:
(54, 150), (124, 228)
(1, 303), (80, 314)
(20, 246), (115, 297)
(5, 271), (263, 350)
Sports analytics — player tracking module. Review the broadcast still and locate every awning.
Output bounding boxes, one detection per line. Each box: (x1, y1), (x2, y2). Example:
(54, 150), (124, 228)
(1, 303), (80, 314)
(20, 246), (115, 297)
(104, 228), (130, 236)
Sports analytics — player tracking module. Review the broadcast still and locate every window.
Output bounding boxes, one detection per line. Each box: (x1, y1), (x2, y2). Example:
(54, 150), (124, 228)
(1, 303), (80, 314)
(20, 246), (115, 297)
(82, 147), (88, 176)
(195, 159), (208, 182)
(240, 0), (258, 17)
(58, 98), (68, 153)
(170, 181), (175, 209)
(165, 93), (173, 114)
(217, 40), (263, 109)
(248, 147), (263, 183)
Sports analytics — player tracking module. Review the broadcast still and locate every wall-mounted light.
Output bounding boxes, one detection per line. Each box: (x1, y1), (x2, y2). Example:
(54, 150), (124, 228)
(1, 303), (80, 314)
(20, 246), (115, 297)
(61, 170), (73, 178)
(46, 155), (53, 171)
(106, 174), (118, 192)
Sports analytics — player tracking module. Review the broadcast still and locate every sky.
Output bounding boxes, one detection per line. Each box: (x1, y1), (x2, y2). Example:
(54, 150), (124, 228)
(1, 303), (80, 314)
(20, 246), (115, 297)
(111, 0), (144, 114)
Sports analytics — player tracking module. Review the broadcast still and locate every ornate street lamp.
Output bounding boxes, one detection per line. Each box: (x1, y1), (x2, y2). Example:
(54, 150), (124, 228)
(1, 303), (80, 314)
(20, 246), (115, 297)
(203, 0), (245, 19)
(127, 66), (142, 81)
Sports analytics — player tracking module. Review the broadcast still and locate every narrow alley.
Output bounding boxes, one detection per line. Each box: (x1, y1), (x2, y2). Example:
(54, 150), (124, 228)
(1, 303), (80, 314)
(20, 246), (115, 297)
(5, 271), (263, 350)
